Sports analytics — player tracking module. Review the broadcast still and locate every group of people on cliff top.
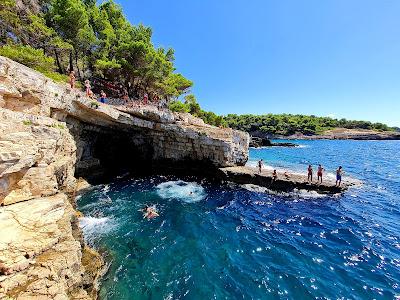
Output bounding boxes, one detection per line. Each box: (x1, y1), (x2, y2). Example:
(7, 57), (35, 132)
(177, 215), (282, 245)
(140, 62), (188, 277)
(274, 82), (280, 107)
(69, 71), (165, 108)
(257, 159), (344, 187)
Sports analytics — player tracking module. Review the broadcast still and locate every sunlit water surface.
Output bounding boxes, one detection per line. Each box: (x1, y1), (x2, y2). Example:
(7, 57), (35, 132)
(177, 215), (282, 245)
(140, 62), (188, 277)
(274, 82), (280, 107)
(78, 140), (400, 299)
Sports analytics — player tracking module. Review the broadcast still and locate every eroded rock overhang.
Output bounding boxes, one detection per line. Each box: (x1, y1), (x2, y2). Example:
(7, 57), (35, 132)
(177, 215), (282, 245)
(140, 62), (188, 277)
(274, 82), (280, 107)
(0, 56), (249, 182)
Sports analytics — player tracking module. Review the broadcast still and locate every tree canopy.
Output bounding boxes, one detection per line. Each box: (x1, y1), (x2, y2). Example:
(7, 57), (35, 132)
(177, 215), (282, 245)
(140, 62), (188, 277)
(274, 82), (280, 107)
(0, 0), (192, 99)
(169, 95), (227, 127)
(224, 114), (394, 136)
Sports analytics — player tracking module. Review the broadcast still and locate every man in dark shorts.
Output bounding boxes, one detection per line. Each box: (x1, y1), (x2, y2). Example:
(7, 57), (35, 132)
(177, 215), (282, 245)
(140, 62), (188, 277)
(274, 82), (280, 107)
(307, 165), (313, 182)
(336, 166), (343, 187)
(317, 164), (324, 183)
(99, 90), (107, 103)
(258, 159), (263, 174)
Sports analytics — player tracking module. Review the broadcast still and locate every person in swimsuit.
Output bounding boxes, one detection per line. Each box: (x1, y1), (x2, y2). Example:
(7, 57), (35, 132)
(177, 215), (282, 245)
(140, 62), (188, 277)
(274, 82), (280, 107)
(143, 205), (159, 220)
(69, 71), (76, 89)
(258, 159), (263, 174)
(271, 169), (278, 183)
(88, 89), (95, 99)
(84, 80), (92, 96)
(317, 164), (324, 183)
(336, 166), (343, 187)
(307, 165), (313, 182)
(99, 90), (107, 103)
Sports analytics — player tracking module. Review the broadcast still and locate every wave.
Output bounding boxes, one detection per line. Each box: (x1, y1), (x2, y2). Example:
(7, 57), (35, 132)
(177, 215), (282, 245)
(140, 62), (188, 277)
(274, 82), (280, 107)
(79, 216), (116, 243)
(156, 180), (206, 203)
(242, 184), (330, 199)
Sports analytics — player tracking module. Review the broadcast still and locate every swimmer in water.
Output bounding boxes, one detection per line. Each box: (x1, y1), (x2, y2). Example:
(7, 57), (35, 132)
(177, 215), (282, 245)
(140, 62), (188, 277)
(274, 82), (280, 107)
(142, 205), (159, 220)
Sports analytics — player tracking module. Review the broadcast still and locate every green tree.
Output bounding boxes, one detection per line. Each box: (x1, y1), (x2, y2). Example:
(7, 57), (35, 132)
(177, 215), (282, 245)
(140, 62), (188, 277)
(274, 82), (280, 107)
(48, 0), (93, 74)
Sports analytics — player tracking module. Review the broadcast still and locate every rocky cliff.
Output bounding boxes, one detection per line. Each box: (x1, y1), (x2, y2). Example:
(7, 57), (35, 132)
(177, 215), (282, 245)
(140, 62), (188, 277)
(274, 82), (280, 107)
(0, 56), (248, 299)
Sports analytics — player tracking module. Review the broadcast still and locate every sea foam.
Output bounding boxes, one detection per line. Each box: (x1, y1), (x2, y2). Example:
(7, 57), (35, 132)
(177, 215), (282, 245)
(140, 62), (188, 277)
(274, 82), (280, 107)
(156, 180), (206, 203)
(79, 216), (115, 243)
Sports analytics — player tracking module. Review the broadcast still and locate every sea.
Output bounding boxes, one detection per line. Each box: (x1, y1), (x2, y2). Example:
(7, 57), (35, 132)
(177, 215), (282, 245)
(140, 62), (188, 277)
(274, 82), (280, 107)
(77, 140), (400, 299)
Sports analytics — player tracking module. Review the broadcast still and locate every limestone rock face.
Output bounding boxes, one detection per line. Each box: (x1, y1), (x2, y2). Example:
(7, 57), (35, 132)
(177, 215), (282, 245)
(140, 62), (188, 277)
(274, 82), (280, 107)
(0, 55), (248, 170)
(0, 194), (92, 299)
(0, 109), (76, 206)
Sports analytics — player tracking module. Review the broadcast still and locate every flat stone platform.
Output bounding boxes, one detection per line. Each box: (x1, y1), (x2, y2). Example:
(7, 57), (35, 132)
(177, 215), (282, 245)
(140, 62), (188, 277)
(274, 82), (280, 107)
(218, 166), (361, 194)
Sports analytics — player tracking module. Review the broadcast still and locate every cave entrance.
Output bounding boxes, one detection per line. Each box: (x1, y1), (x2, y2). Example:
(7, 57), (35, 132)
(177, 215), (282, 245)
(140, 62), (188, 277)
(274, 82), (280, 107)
(73, 123), (154, 183)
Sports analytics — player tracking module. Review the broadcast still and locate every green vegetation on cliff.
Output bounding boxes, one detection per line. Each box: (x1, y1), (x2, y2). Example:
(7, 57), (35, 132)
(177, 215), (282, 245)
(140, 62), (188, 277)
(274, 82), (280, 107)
(169, 95), (227, 127)
(224, 114), (394, 136)
(0, 0), (192, 99)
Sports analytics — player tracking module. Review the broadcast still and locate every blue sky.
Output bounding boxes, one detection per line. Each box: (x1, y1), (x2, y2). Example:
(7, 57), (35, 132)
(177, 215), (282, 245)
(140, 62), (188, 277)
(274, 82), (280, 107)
(113, 0), (400, 126)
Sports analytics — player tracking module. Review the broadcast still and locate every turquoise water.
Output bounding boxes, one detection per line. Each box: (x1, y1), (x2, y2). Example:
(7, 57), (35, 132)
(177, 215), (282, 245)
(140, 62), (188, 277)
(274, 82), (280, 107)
(78, 140), (400, 299)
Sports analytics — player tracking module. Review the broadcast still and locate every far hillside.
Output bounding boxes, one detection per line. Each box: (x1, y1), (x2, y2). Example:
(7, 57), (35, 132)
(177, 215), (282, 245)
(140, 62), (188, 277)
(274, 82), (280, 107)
(224, 114), (395, 137)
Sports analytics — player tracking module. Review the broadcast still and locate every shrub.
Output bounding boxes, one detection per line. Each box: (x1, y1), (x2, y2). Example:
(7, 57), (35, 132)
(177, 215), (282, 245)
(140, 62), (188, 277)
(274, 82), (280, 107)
(168, 100), (189, 113)
(90, 101), (99, 109)
(0, 44), (54, 72)
(0, 44), (71, 83)
(40, 70), (69, 83)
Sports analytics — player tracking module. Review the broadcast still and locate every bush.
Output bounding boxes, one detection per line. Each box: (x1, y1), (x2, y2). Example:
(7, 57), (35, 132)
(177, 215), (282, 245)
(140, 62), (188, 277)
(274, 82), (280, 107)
(168, 100), (189, 113)
(90, 101), (99, 109)
(40, 70), (69, 83)
(0, 44), (55, 72)
(0, 44), (72, 83)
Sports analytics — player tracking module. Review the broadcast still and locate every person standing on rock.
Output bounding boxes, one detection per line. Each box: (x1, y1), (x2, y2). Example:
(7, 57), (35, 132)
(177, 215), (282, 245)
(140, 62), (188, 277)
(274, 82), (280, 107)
(336, 166), (343, 187)
(99, 90), (107, 104)
(317, 164), (324, 183)
(307, 165), (313, 182)
(271, 169), (278, 183)
(84, 80), (92, 97)
(258, 159), (263, 174)
(69, 71), (76, 89)
(143, 93), (148, 105)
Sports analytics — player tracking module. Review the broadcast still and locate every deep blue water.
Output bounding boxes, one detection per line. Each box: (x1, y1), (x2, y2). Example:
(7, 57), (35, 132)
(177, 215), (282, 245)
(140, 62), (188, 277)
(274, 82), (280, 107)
(78, 140), (400, 299)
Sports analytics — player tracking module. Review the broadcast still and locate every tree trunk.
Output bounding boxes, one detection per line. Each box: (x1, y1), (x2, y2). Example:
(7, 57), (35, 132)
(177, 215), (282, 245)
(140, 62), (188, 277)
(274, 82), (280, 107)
(54, 49), (64, 74)
(74, 49), (82, 80)
(69, 50), (73, 72)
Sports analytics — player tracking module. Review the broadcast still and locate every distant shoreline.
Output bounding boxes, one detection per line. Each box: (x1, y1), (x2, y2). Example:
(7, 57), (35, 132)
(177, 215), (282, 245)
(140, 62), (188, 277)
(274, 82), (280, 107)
(278, 128), (400, 140)
(253, 128), (399, 141)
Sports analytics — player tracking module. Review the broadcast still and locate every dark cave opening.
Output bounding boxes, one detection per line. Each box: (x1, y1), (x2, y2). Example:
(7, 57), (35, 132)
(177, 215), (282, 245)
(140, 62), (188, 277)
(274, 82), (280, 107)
(71, 120), (220, 184)
(73, 125), (155, 183)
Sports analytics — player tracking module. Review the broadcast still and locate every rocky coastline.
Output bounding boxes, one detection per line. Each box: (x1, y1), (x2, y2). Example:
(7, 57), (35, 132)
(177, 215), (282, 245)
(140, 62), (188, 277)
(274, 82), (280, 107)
(249, 136), (298, 148)
(249, 128), (400, 142)
(0, 56), (249, 299)
(0, 56), (366, 299)
(278, 128), (400, 140)
(218, 166), (361, 194)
